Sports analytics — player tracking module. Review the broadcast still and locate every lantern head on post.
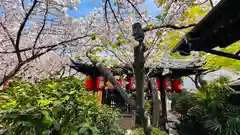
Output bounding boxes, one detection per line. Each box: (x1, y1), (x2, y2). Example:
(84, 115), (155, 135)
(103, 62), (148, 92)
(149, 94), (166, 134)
(132, 23), (144, 42)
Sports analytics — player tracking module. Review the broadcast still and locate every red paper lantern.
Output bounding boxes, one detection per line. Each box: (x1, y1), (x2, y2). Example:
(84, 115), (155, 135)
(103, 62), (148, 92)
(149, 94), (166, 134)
(96, 77), (105, 89)
(172, 78), (182, 93)
(2, 80), (8, 88)
(129, 77), (136, 91)
(153, 78), (171, 90)
(86, 77), (95, 90)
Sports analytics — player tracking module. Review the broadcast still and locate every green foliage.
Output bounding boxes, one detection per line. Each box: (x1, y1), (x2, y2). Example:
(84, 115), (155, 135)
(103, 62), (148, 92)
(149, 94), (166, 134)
(145, 100), (152, 116)
(204, 42), (240, 72)
(168, 89), (195, 117)
(91, 33), (97, 40)
(0, 77), (123, 135)
(169, 77), (240, 135)
(132, 128), (167, 135)
(183, 5), (208, 24)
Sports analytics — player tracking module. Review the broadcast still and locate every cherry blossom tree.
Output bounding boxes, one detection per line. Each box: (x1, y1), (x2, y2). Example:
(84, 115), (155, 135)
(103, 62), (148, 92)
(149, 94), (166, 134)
(0, 0), (105, 84)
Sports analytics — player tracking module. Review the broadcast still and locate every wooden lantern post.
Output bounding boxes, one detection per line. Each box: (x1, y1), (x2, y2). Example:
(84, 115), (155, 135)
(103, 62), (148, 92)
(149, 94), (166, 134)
(132, 23), (152, 135)
(132, 22), (146, 127)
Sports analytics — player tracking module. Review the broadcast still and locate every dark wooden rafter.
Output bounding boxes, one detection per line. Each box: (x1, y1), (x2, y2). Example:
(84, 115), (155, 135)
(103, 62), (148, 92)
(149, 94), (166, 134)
(205, 49), (240, 60)
(172, 0), (240, 60)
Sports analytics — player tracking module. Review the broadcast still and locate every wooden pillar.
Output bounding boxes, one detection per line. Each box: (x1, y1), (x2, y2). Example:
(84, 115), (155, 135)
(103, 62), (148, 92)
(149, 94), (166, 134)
(149, 79), (160, 127)
(160, 76), (169, 133)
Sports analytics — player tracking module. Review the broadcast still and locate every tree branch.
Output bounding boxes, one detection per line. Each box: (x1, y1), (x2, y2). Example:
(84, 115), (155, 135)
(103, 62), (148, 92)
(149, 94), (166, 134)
(32, 0), (49, 55)
(188, 75), (201, 89)
(145, 35), (160, 60)
(194, 0), (208, 5)
(0, 23), (16, 47)
(125, 0), (147, 24)
(0, 35), (91, 87)
(21, 0), (26, 13)
(108, 49), (126, 64)
(202, 69), (218, 75)
(107, 0), (125, 36)
(209, 0), (214, 8)
(104, 0), (110, 33)
(0, 35), (92, 54)
(143, 24), (197, 32)
(15, 0), (38, 62)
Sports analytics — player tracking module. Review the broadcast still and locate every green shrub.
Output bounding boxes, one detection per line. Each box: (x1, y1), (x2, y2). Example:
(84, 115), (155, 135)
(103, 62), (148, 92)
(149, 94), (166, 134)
(170, 77), (240, 135)
(0, 77), (124, 135)
(132, 128), (167, 135)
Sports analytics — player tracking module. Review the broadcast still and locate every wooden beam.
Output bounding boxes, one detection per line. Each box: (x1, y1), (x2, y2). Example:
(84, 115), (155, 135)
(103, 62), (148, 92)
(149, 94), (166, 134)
(205, 49), (240, 60)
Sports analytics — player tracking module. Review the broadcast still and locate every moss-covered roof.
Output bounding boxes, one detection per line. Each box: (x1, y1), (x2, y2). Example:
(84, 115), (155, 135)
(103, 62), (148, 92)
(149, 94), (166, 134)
(70, 57), (206, 77)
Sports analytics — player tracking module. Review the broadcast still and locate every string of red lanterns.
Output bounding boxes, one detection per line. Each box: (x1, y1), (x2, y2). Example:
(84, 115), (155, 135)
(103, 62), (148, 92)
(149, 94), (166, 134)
(85, 76), (183, 93)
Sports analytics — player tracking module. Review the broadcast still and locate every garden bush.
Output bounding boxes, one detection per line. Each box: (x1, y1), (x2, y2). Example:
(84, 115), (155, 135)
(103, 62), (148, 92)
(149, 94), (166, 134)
(0, 77), (124, 135)
(132, 127), (167, 135)
(169, 77), (240, 135)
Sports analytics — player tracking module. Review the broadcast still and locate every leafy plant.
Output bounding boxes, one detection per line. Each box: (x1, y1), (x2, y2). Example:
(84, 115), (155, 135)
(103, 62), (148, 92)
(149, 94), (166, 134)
(0, 77), (124, 135)
(169, 77), (240, 135)
(132, 128), (167, 135)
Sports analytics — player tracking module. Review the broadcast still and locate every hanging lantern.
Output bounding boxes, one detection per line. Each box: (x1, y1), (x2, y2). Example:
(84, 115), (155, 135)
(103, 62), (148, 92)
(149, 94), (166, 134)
(96, 77), (105, 89)
(85, 77), (93, 90)
(128, 77), (136, 91)
(172, 78), (183, 93)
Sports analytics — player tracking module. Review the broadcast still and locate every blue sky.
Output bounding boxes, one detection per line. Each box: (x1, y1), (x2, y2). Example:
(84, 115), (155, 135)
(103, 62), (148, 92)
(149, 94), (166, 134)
(0, 8), (3, 16)
(1, 0), (160, 18)
(67, 0), (101, 17)
(67, 0), (161, 18)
